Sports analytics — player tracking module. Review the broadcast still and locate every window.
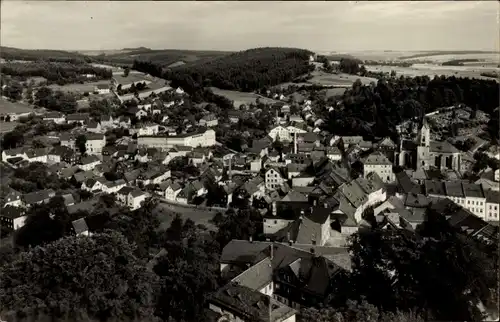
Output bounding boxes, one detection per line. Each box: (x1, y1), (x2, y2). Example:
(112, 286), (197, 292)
(468, 200), (470, 205)
(274, 220), (277, 224)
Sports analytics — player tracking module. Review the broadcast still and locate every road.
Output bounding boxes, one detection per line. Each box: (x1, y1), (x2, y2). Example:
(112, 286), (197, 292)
(155, 201), (220, 231)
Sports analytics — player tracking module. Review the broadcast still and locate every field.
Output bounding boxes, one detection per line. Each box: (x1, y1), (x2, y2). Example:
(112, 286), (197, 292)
(366, 63), (500, 79)
(0, 99), (35, 114)
(47, 80), (110, 93)
(209, 87), (278, 107)
(324, 88), (347, 97)
(308, 71), (377, 86)
(156, 202), (218, 231)
(0, 121), (18, 133)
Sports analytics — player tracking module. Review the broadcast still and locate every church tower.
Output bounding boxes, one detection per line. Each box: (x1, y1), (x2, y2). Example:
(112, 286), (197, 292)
(416, 117), (431, 169)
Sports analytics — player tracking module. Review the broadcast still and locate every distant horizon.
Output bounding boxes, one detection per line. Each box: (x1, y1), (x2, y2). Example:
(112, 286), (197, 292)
(2, 2), (498, 52)
(2, 45), (500, 55)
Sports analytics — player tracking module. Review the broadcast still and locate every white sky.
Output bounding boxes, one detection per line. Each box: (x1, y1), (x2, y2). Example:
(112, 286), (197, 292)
(1, 1), (499, 52)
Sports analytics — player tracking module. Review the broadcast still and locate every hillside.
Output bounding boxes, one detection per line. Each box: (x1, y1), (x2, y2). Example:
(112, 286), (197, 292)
(0, 46), (91, 63)
(96, 49), (233, 65)
(133, 47), (315, 92)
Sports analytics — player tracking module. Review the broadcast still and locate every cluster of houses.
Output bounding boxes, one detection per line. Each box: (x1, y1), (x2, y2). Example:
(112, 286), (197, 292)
(1, 78), (499, 321)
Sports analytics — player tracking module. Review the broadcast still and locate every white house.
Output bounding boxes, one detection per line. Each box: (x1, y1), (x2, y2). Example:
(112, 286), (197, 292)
(175, 87), (184, 95)
(137, 129), (216, 150)
(199, 114), (218, 127)
(26, 148), (50, 164)
(265, 167), (286, 190)
(485, 190), (500, 222)
(268, 126), (306, 142)
(43, 112), (66, 124)
(94, 84), (110, 94)
(138, 124), (160, 136)
(101, 179), (127, 194)
(85, 133), (106, 156)
(164, 182), (182, 201)
(78, 155), (101, 171)
(82, 178), (105, 192)
(100, 115), (115, 129)
(2, 148), (28, 162)
(0, 207), (27, 230)
(362, 151), (395, 183)
(326, 146), (342, 162)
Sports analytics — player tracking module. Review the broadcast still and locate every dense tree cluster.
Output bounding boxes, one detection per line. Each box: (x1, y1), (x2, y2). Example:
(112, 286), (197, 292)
(322, 75), (499, 140)
(1, 62), (112, 85)
(441, 59), (479, 66)
(326, 206), (498, 321)
(133, 47), (315, 93)
(34, 86), (78, 113)
(2, 231), (159, 322)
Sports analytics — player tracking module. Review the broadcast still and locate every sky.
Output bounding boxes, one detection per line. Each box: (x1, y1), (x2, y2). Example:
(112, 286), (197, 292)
(1, 1), (499, 52)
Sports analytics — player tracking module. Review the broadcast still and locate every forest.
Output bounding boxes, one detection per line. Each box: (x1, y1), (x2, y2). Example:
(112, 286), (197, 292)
(1, 61), (112, 85)
(320, 75), (499, 141)
(133, 47), (315, 92)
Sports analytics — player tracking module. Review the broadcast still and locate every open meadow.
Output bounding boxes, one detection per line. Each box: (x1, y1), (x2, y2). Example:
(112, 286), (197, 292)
(366, 64), (499, 79)
(209, 87), (278, 107)
(47, 80), (111, 93)
(308, 70), (377, 86)
(0, 99), (35, 114)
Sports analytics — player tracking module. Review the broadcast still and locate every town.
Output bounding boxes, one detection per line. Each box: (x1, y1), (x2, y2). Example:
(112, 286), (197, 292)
(1, 2), (499, 322)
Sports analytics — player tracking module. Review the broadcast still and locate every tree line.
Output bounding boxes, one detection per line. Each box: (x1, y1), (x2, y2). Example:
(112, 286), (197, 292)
(133, 47), (315, 93)
(1, 61), (112, 85)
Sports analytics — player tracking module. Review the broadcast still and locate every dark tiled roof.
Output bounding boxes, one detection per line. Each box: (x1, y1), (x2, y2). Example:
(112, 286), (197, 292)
(72, 217), (89, 234)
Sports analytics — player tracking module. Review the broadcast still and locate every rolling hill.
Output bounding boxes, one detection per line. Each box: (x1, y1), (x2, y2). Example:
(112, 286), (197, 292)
(0, 46), (91, 63)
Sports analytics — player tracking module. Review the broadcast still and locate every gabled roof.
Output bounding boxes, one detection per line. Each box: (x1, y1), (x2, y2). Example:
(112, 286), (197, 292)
(362, 151), (392, 165)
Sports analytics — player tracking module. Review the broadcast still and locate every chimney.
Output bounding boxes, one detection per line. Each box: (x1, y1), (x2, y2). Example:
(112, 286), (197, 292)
(288, 240), (293, 246)
(269, 244), (274, 260)
(287, 232), (290, 242)
(294, 132), (298, 154)
(249, 236), (253, 243)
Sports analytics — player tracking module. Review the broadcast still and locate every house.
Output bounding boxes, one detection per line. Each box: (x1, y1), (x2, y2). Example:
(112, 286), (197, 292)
(138, 123), (160, 136)
(484, 190), (500, 222)
(43, 112), (66, 124)
(94, 84), (110, 94)
(268, 126), (306, 142)
(199, 114), (218, 127)
(219, 240), (351, 309)
(66, 113), (90, 125)
(208, 283), (296, 322)
(3, 189), (22, 208)
(71, 217), (90, 236)
(87, 121), (103, 134)
(424, 180), (487, 220)
(286, 163), (307, 179)
(85, 133), (106, 156)
(49, 146), (78, 164)
(228, 110), (242, 123)
(362, 151), (395, 183)
(78, 155), (101, 171)
(100, 115), (114, 129)
(164, 181), (182, 201)
(265, 167), (286, 190)
(117, 116), (132, 129)
(82, 178), (105, 192)
(0, 206), (27, 230)
(137, 129), (216, 150)
(137, 169), (171, 186)
(102, 179), (127, 194)
(22, 189), (56, 207)
(175, 87), (184, 95)
(116, 187), (149, 210)
(326, 146), (342, 162)
(2, 147), (28, 162)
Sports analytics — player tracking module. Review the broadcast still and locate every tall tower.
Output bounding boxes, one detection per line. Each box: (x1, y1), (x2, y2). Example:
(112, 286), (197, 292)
(416, 117), (431, 170)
